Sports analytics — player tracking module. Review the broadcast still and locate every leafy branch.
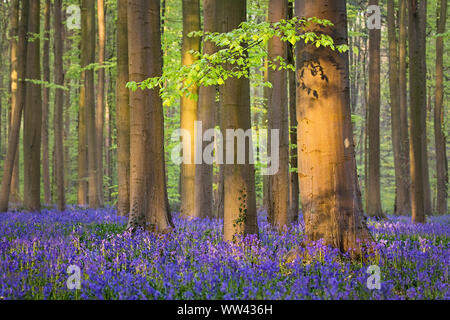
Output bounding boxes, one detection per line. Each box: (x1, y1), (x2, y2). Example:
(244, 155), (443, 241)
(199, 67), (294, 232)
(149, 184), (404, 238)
(127, 17), (349, 107)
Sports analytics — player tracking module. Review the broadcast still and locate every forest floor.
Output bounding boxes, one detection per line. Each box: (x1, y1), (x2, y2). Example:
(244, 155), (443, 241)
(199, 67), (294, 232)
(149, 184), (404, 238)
(0, 208), (448, 299)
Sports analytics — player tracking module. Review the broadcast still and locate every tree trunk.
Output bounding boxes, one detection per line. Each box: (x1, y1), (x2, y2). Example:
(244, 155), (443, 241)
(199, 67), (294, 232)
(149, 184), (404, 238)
(434, 0), (447, 215)
(78, 78), (88, 204)
(116, 0), (130, 216)
(23, 0), (42, 212)
(96, 0), (106, 207)
(104, 71), (112, 203)
(0, 0), (26, 212)
(295, 0), (372, 253)
(419, 1), (432, 217)
(42, 0), (51, 205)
(54, 0), (65, 212)
(363, 41), (369, 213)
(180, 0), (201, 218)
(127, 0), (172, 232)
(387, 0), (406, 216)
(217, 0), (258, 241)
(409, 0), (427, 223)
(81, 0), (100, 209)
(9, 0), (20, 204)
(267, 0), (290, 229)
(288, 0), (299, 224)
(194, 0), (216, 219)
(398, 0), (412, 215)
(63, 17), (71, 192)
(367, 0), (384, 219)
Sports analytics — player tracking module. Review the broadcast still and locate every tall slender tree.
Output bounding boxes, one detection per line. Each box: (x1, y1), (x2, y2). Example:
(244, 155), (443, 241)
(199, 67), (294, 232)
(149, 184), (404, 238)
(397, 0), (411, 215)
(409, 0), (427, 223)
(434, 0), (447, 215)
(23, 0), (42, 212)
(287, 1), (299, 223)
(367, 0), (383, 219)
(127, 0), (172, 232)
(42, 0), (51, 205)
(387, 0), (408, 216)
(54, 0), (65, 212)
(419, 1), (432, 217)
(217, 0), (258, 242)
(295, 0), (372, 252)
(81, 0), (101, 208)
(9, 0), (20, 203)
(0, 0), (27, 212)
(116, 0), (130, 216)
(180, 0), (201, 218)
(194, 0), (217, 219)
(96, 0), (106, 206)
(78, 8), (88, 207)
(267, 0), (290, 228)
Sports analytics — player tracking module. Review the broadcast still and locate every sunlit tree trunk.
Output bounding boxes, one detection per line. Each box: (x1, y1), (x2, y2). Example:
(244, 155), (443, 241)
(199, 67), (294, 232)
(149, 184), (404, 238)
(0, 0), (27, 212)
(397, 0), (411, 215)
(409, 0), (427, 223)
(288, 1), (299, 224)
(367, 0), (383, 219)
(267, 0), (290, 229)
(127, 0), (172, 232)
(194, 0), (216, 219)
(78, 38), (88, 205)
(180, 0), (201, 218)
(116, 0), (130, 216)
(105, 72), (112, 203)
(9, 0), (20, 204)
(434, 0), (447, 215)
(217, 0), (257, 241)
(295, 0), (372, 252)
(127, 0), (147, 228)
(23, 0), (42, 212)
(54, 0), (65, 212)
(96, 0), (106, 206)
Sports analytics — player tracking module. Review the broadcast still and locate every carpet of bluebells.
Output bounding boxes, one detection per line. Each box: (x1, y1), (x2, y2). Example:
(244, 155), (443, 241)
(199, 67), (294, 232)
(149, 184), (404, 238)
(0, 208), (449, 300)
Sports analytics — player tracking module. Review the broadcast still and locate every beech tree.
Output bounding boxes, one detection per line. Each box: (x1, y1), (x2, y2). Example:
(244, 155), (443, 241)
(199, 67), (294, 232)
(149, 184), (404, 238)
(217, 0), (258, 241)
(180, 0), (201, 218)
(267, 0), (290, 228)
(23, 0), (42, 212)
(367, 0), (384, 219)
(409, 0), (428, 223)
(0, 0), (27, 212)
(295, 0), (372, 252)
(54, 0), (65, 212)
(96, 0), (106, 206)
(194, 0), (217, 219)
(387, 0), (410, 216)
(127, 0), (172, 232)
(287, 1), (299, 223)
(397, 0), (412, 215)
(42, 0), (51, 205)
(116, 0), (130, 216)
(81, 0), (101, 208)
(434, 0), (448, 215)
